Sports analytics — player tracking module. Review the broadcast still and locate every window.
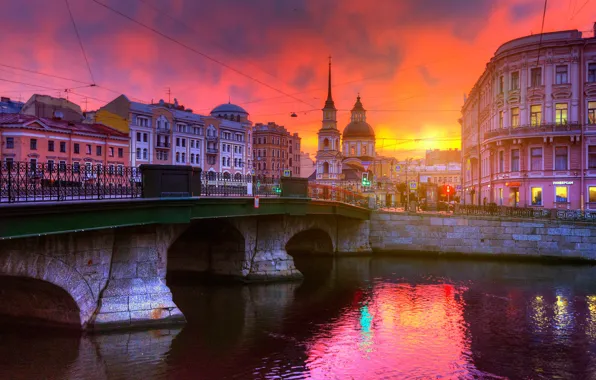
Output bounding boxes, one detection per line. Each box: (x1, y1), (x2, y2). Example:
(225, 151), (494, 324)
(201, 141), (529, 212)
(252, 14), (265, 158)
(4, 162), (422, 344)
(589, 63), (596, 83)
(530, 67), (542, 87)
(181, 153), (185, 163)
(362, 146), (367, 155)
(86, 144), (91, 154)
(143, 148), (148, 159)
(499, 76), (504, 93)
(176, 138), (180, 147)
(589, 186), (596, 203)
(30, 159), (37, 172)
(47, 140), (55, 152)
(118, 148), (123, 158)
(74, 143), (80, 154)
(5, 158), (13, 170)
(96, 146), (102, 156)
(136, 148), (141, 159)
(137, 116), (149, 127)
(47, 160), (54, 172)
(182, 139), (186, 148)
(73, 162), (80, 173)
(176, 152), (180, 163)
(498, 151), (504, 173)
(511, 107), (519, 127)
(143, 133), (148, 142)
(109, 147), (114, 157)
(30, 139), (37, 150)
(554, 146), (568, 170)
(530, 147), (542, 171)
(60, 141), (66, 153)
(499, 111), (503, 129)
(191, 153), (195, 164)
(222, 157), (225, 166)
(555, 186), (568, 203)
(191, 140), (195, 148)
(555, 103), (568, 125)
(530, 105), (542, 126)
(589, 101), (596, 124)
(589, 146), (596, 169)
(136, 132), (141, 142)
(511, 71), (519, 90)
(531, 187), (543, 206)
(6, 137), (13, 149)
(555, 65), (568, 84)
(108, 164), (115, 175)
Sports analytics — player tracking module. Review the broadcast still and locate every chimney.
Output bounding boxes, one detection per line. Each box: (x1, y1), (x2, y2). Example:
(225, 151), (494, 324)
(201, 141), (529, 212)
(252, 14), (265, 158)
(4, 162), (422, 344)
(1, 97), (9, 102)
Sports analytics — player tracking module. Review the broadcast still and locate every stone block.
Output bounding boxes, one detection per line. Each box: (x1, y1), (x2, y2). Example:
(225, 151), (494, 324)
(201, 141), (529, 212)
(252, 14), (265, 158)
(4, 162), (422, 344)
(135, 247), (159, 262)
(430, 217), (444, 226)
(95, 311), (131, 325)
(150, 293), (177, 309)
(375, 213), (391, 221)
(130, 310), (156, 322)
(101, 296), (129, 313)
(103, 278), (148, 297)
(143, 278), (169, 294)
(111, 262), (136, 279)
(573, 229), (592, 237)
(137, 262), (158, 278)
(512, 234), (541, 241)
(129, 294), (152, 311)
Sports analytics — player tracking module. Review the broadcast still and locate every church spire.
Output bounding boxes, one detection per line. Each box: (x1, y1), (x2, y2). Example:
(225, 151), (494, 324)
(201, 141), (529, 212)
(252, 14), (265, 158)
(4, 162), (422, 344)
(324, 56), (335, 109)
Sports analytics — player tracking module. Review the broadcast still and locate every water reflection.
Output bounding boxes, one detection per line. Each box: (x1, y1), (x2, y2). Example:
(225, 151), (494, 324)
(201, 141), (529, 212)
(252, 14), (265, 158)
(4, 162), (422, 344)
(2, 257), (596, 379)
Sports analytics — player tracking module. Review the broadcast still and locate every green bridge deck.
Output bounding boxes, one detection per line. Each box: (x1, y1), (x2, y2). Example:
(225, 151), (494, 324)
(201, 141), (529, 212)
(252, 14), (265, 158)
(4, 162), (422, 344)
(0, 197), (370, 240)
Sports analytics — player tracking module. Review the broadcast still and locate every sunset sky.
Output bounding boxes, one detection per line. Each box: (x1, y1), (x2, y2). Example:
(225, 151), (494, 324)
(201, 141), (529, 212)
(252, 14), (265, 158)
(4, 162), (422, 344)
(1, 0), (595, 158)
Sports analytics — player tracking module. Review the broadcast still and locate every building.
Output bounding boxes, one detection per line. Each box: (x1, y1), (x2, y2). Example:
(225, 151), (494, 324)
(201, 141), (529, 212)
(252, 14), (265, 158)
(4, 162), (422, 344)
(461, 26), (596, 209)
(252, 122), (301, 178)
(97, 96), (253, 178)
(0, 97), (24, 114)
(314, 60), (399, 188)
(20, 94), (84, 122)
(425, 148), (461, 166)
(299, 151), (316, 178)
(0, 113), (130, 172)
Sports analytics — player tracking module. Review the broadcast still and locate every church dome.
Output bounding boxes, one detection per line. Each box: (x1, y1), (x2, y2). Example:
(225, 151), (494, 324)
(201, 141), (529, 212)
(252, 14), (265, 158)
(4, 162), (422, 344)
(343, 121), (375, 138)
(210, 103), (248, 115)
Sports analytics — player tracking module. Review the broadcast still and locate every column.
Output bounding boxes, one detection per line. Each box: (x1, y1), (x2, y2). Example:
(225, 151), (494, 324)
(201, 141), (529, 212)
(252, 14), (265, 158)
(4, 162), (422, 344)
(545, 54), (553, 124)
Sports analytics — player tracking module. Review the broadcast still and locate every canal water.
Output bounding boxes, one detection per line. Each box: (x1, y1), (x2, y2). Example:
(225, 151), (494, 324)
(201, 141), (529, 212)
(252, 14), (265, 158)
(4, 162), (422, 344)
(2, 256), (596, 379)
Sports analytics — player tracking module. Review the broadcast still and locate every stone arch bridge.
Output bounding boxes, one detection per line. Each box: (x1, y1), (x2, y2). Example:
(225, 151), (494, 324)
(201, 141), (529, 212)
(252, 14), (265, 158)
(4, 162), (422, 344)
(0, 197), (370, 331)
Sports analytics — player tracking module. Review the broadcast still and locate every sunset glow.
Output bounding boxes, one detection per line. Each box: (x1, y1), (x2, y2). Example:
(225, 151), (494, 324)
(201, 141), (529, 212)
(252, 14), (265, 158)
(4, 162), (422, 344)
(1, 0), (595, 158)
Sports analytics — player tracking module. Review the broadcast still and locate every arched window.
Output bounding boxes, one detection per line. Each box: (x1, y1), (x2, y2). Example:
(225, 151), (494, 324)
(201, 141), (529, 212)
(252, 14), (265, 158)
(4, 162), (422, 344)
(191, 153), (195, 163)
(181, 153), (186, 163)
(350, 146), (356, 155)
(224, 114), (228, 119)
(234, 173), (242, 180)
(222, 157), (226, 166)
(323, 138), (329, 148)
(223, 172), (231, 180)
(323, 162), (329, 174)
(143, 148), (148, 159)
(207, 171), (216, 180)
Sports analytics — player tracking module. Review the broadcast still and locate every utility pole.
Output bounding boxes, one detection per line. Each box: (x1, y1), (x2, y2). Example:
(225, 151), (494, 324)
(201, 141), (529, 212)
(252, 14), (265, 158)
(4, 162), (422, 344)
(166, 87), (171, 104)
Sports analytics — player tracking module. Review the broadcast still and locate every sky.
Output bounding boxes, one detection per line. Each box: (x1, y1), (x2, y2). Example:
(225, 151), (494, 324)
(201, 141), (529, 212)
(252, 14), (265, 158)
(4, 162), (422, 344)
(1, 0), (595, 158)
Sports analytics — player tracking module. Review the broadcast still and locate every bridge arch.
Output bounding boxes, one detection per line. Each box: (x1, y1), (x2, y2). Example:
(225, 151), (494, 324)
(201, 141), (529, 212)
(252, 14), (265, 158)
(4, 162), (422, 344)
(285, 228), (335, 255)
(0, 252), (96, 328)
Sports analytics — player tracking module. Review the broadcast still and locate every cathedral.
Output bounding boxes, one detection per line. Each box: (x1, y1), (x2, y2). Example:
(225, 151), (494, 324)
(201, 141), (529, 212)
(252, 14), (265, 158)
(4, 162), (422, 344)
(313, 59), (397, 188)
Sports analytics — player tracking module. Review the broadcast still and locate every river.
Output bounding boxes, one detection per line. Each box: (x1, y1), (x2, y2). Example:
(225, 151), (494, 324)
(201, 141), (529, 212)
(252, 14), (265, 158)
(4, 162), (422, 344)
(2, 256), (596, 379)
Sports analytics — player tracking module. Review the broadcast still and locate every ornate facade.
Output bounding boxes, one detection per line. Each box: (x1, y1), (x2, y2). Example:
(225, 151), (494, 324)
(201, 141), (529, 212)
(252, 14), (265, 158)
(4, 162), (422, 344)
(461, 27), (596, 209)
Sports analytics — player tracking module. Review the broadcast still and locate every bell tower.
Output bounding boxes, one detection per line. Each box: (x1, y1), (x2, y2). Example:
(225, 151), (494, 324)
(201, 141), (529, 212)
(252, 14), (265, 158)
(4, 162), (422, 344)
(315, 56), (342, 182)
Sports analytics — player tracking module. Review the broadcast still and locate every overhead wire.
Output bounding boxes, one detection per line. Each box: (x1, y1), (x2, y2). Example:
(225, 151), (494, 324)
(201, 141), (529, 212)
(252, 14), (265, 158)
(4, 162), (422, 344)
(89, 0), (318, 109)
(65, 0), (96, 84)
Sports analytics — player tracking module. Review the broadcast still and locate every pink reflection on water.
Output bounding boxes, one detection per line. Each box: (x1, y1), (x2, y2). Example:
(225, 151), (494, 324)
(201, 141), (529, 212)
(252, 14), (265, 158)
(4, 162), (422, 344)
(305, 283), (474, 379)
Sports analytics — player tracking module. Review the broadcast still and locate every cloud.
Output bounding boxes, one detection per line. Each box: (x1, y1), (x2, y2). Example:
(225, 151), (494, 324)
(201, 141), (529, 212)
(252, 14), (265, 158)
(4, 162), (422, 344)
(417, 66), (439, 87)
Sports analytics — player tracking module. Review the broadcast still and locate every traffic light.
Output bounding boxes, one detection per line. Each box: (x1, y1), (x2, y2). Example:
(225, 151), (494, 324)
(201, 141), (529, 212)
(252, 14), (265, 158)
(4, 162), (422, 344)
(446, 186), (451, 195)
(361, 172), (370, 187)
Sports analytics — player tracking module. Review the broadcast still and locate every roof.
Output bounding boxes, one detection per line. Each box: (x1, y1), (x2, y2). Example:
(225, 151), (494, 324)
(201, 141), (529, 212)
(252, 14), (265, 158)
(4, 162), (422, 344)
(0, 113), (128, 138)
(0, 98), (24, 114)
(211, 103), (248, 115)
(343, 121), (375, 138)
(130, 101), (152, 114)
(172, 109), (203, 123)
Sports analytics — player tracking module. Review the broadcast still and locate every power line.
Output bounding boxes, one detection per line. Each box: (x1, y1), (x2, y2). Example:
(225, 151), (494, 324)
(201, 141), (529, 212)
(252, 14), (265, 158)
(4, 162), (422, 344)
(535, 0), (548, 67)
(65, 0), (96, 84)
(89, 0), (317, 109)
(570, 0), (590, 20)
(0, 63), (90, 84)
(0, 77), (65, 92)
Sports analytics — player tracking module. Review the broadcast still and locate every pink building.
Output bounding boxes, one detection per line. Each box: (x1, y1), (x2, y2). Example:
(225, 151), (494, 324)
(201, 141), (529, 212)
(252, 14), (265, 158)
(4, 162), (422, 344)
(461, 26), (596, 210)
(0, 113), (130, 172)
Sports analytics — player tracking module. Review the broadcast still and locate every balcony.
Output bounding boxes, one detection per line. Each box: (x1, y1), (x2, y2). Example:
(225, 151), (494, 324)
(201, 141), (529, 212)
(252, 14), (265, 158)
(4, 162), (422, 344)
(206, 148), (218, 154)
(155, 141), (171, 149)
(484, 122), (581, 141)
(156, 127), (170, 134)
(206, 135), (218, 141)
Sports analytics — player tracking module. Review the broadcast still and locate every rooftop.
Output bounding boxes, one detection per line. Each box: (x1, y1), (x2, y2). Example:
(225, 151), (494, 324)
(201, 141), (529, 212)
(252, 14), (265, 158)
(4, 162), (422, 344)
(0, 113), (128, 138)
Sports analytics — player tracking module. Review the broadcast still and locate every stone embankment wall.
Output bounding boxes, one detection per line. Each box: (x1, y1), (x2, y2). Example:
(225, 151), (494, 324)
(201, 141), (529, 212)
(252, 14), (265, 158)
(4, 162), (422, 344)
(370, 212), (596, 260)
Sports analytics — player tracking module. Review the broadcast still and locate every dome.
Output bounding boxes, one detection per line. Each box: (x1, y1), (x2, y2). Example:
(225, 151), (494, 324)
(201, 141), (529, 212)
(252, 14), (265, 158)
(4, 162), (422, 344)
(211, 103), (248, 115)
(343, 121), (375, 139)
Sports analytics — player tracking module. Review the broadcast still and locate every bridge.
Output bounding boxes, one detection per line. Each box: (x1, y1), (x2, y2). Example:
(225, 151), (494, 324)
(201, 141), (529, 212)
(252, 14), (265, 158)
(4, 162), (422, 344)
(0, 164), (372, 331)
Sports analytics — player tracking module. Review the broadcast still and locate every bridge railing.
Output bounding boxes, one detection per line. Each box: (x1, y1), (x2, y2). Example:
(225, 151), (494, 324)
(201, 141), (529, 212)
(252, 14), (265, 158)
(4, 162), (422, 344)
(308, 183), (371, 208)
(0, 161), (142, 203)
(200, 172), (280, 197)
(456, 204), (596, 223)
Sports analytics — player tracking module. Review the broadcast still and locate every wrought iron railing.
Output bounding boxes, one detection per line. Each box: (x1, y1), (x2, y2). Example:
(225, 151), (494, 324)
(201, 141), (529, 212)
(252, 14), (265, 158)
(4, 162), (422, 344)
(0, 162), (142, 203)
(456, 204), (596, 222)
(308, 183), (371, 209)
(200, 172), (280, 197)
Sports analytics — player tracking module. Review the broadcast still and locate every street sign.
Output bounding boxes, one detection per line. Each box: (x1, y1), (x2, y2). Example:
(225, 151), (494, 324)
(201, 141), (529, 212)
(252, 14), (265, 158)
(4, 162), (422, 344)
(362, 161), (371, 171)
(283, 169), (291, 177)
(395, 165), (401, 172)
(409, 181), (417, 190)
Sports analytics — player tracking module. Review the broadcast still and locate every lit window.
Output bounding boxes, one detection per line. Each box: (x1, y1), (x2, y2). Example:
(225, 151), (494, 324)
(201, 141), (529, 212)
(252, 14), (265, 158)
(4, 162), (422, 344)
(588, 146), (596, 169)
(555, 186), (568, 203)
(531, 187), (542, 206)
(555, 65), (568, 84)
(499, 111), (503, 129)
(589, 186), (596, 203)
(554, 146), (568, 170)
(555, 103), (568, 125)
(589, 101), (596, 124)
(498, 151), (504, 173)
(530, 67), (542, 87)
(511, 107), (520, 127)
(530, 105), (542, 126)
